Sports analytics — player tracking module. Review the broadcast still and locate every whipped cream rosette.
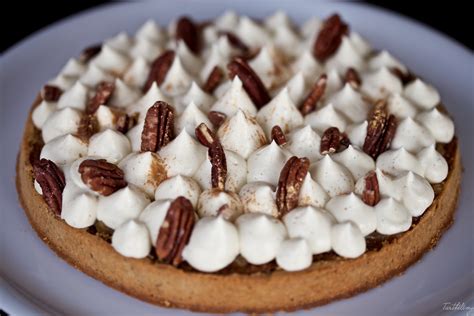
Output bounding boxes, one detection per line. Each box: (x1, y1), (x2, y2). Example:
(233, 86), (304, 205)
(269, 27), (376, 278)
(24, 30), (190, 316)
(32, 12), (455, 274)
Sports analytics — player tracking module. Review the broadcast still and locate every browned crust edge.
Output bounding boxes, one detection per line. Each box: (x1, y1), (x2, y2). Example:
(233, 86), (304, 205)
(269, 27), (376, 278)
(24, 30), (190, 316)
(16, 97), (462, 313)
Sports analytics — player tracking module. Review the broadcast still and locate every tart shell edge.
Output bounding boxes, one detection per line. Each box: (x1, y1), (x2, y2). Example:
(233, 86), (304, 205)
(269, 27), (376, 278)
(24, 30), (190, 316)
(16, 96), (462, 313)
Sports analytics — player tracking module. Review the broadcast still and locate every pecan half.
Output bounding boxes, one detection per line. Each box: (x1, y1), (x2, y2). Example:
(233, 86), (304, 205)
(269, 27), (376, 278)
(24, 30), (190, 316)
(195, 123), (227, 190)
(361, 171), (380, 206)
(276, 156), (310, 217)
(176, 16), (200, 54)
(344, 67), (361, 89)
(300, 74), (327, 115)
(86, 81), (115, 114)
(143, 50), (175, 92)
(363, 100), (398, 159)
(208, 111), (227, 128)
(390, 67), (416, 85)
(79, 44), (102, 63)
(41, 85), (63, 102)
(29, 141), (44, 166)
(236, 47), (261, 61)
(203, 66), (223, 94)
(115, 112), (137, 134)
(271, 125), (287, 146)
(33, 159), (66, 215)
(313, 14), (349, 61)
(320, 127), (350, 154)
(141, 101), (175, 152)
(227, 57), (270, 108)
(198, 20), (212, 31)
(218, 31), (249, 53)
(156, 196), (195, 266)
(78, 159), (127, 196)
(77, 114), (98, 141)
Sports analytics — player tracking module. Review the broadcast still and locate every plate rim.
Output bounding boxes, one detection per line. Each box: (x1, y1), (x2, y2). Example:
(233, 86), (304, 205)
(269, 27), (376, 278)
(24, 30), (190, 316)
(1, 1), (472, 315)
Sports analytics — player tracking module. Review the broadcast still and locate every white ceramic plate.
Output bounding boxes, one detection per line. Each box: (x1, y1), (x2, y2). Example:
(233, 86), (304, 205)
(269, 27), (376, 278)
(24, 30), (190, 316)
(1, 1), (473, 315)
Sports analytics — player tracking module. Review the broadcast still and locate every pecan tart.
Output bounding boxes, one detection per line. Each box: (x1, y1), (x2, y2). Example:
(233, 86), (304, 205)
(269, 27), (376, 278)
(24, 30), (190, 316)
(17, 12), (461, 313)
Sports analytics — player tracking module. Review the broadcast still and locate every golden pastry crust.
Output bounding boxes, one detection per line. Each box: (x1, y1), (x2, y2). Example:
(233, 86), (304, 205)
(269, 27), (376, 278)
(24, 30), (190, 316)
(17, 97), (461, 313)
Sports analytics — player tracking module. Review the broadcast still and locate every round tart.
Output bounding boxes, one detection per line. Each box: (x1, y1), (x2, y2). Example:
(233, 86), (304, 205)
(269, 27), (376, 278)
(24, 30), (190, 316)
(17, 11), (461, 313)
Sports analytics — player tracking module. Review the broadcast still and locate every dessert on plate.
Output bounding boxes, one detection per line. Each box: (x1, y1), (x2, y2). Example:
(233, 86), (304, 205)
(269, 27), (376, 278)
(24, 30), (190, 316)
(17, 11), (461, 313)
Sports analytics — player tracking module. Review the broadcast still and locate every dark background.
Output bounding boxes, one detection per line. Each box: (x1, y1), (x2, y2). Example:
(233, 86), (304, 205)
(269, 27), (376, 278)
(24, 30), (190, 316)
(2, 1), (473, 52)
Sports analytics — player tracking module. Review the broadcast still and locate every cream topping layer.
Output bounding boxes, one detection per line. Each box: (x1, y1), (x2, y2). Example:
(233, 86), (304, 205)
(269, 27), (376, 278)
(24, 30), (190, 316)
(33, 12), (455, 272)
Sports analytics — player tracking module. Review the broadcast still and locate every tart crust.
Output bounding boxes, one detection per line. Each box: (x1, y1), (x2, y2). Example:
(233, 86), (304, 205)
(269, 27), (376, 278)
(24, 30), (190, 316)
(17, 97), (462, 313)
